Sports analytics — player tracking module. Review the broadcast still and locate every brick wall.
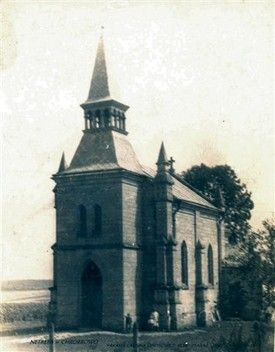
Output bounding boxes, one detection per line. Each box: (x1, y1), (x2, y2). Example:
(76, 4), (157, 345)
(53, 170), (221, 332)
(55, 178), (123, 245)
(172, 208), (219, 328)
(55, 248), (124, 331)
(174, 210), (197, 328)
(121, 181), (142, 244)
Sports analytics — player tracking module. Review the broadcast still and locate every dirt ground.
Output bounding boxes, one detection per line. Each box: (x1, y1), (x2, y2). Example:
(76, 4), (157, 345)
(1, 320), (273, 352)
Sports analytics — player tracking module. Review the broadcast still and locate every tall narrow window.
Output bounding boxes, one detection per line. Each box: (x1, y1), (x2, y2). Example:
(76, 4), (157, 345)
(195, 242), (203, 286)
(93, 204), (102, 236)
(79, 205), (87, 237)
(208, 244), (214, 285)
(181, 241), (188, 286)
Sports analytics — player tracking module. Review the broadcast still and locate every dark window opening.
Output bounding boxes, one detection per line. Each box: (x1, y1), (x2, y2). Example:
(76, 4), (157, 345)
(93, 204), (102, 236)
(79, 205), (87, 237)
(208, 244), (214, 285)
(195, 242), (203, 286)
(181, 241), (188, 286)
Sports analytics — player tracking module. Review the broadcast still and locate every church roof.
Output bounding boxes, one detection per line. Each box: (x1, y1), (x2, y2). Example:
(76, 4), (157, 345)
(86, 33), (110, 104)
(157, 142), (169, 165)
(172, 176), (217, 210)
(63, 130), (144, 175)
(60, 150), (216, 210)
(58, 152), (67, 172)
(141, 165), (217, 210)
(56, 32), (217, 212)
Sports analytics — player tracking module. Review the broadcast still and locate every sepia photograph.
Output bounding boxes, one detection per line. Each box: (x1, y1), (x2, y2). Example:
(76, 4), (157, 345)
(1, 1), (274, 351)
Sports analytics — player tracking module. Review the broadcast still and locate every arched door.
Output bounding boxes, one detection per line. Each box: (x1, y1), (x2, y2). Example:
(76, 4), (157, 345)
(81, 261), (103, 328)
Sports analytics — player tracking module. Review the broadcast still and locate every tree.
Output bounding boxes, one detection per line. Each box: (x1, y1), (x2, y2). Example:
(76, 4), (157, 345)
(228, 218), (275, 319)
(246, 219), (275, 316)
(182, 164), (254, 243)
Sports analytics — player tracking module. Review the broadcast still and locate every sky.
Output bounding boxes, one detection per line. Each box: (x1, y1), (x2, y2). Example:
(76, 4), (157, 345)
(1, 0), (274, 280)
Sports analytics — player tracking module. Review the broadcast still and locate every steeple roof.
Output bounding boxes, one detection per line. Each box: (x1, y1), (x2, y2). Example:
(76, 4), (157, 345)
(58, 152), (67, 173)
(62, 130), (144, 175)
(81, 30), (128, 119)
(86, 32), (111, 104)
(155, 142), (173, 184)
(157, 142), (169, 165)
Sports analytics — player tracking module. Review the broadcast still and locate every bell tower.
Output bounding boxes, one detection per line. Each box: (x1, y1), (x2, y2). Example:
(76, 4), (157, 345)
(50, 31), (144, 332)
(81, 32), (128, 134)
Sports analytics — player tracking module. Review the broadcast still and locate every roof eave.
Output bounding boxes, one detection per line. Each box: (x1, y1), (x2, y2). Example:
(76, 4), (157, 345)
(52, 166), (148, 181)
(173, 196), (220, 214)
(80, 98), (129, 111)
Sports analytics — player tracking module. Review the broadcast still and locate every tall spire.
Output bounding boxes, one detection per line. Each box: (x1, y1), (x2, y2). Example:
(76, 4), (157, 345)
(81, 29), (129, 135)
(87, 29), (110, 103)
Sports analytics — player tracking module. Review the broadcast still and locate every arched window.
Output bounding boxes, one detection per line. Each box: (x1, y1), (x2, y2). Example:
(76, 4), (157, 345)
(181, 241), (188, 286)
(208, 244), (214, 285)
(195, 242), (203, 286)
(93, 204), (102, 236)
(79, 205), (87, 237)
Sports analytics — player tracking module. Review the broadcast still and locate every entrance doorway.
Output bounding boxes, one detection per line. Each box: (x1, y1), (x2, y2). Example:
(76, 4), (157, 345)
(81, 261), (103, 328)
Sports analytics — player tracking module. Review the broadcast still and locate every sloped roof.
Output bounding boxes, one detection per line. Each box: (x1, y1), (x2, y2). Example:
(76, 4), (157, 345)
(63, 130), (144, 175)
(141, 165), (217, 210)
(173, 177), (216, 209)
(86, 34), (110, 103)
(60, 134), (216, 210)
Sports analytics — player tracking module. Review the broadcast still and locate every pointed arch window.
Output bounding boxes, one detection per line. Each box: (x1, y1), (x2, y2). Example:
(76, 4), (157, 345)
(181, 241), (188, 286)
(93, 204), (102, 236)
(208, 244), (214, 286)
(78, 205), (87, 237)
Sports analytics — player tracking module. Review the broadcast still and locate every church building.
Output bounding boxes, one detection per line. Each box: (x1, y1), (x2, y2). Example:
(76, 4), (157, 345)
(50, 33), (225, 332)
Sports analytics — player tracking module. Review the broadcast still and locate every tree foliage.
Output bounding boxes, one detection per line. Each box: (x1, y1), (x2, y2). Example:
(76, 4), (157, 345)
(182, 164), (254, 242)
(247, 219), (275, 314)
(228, 218), (275, 317)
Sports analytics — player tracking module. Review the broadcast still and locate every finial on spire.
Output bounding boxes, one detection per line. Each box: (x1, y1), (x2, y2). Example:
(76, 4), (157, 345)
(58, 152), (67, 173)
(100, 25), (104, 38)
